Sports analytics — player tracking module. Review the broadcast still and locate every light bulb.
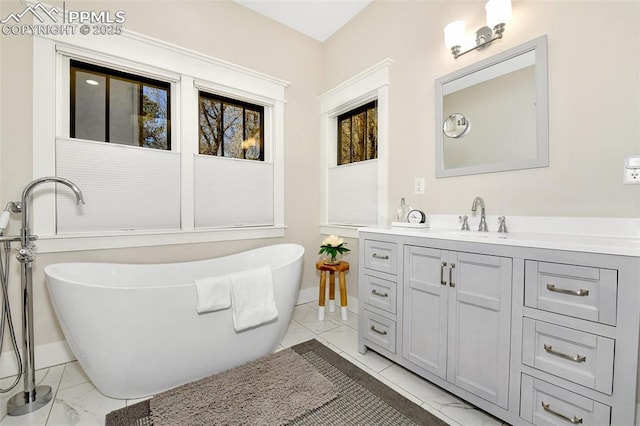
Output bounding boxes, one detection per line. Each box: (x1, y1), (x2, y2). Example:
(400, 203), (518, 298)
(444, 20), (466, 49)
(486, 0), (512, 29)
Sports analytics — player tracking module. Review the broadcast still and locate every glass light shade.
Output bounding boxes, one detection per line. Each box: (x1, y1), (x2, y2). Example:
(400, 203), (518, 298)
(486, 0), (512, 28)
(444, 20), (466, 49)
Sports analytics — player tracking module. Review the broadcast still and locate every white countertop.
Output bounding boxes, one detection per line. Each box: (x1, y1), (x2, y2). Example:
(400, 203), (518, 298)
(360, 216), (640, 257)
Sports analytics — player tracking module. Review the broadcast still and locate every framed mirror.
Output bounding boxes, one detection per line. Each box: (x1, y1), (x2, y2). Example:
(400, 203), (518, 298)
(435, 35), (548, 177)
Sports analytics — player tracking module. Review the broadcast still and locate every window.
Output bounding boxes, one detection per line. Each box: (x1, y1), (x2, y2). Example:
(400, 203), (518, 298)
(70, 60), (171, 150)
(337, 100), (377, 165)
(198, 92), (264, 161)
(319, 59), (391, 237)
(32, 29), (288, 252)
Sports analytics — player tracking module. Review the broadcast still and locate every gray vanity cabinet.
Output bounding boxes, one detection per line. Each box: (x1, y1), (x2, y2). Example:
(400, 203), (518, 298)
(359, 229), (640, 426)
(403, 245), (512, 409)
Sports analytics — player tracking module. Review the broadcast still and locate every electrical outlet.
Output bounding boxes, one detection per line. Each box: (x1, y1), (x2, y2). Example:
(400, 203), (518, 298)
(414, 177), (425, 194)
(624, 155), (640, 185)
(625, 168), (640, 184)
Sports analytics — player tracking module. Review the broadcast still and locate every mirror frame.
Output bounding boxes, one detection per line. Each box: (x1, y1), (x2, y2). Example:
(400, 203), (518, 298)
(435, 35), (548, 178)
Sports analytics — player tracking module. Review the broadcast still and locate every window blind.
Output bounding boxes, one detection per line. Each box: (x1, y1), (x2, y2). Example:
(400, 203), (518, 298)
(56, 138), (181, 233)
(328, 160), (378, 226)
(194, 155), (274, 228)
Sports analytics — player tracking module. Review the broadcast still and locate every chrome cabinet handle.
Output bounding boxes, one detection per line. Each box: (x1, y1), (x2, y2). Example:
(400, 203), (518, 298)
(440, 262), (448, 285)
(543, 344), (586, 363)
(370, 325), (387, 336)
(371, 289), (389, 298)
(449, 263), (456, 287)
(541, 401), (583, 424)
(372, 253), (389, 260)
(546, 283), (589, 297)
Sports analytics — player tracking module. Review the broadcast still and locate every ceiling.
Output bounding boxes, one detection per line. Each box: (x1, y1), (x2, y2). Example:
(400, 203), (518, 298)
(233, 0), (373, 42)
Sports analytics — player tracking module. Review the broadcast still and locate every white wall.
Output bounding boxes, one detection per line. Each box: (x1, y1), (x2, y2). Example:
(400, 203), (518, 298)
(323, 0), (640, 220)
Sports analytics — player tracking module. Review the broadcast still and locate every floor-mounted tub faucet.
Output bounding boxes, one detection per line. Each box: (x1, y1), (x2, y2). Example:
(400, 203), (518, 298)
(7, 177), (84, 416)
(471, 196), (488, 232)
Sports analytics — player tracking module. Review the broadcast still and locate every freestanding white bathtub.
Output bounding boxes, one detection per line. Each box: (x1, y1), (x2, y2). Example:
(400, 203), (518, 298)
(44, 243), (304, 399)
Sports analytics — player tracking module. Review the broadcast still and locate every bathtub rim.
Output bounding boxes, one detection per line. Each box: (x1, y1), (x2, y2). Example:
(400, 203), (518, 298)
(44, 243), (305, 290)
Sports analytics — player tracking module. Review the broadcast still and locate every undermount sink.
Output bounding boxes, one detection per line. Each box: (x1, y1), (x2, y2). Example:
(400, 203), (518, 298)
(426, 229), (510, 240)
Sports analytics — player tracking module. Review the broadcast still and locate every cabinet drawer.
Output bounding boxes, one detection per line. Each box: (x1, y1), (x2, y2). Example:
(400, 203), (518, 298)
(363, 274), (397, 314)
(525, 261), (617, 325)
(520, 374), (611, 425)
(522, 318), (614, 395)
(364, 240), (397, 275)
(362, 309), (396, 354)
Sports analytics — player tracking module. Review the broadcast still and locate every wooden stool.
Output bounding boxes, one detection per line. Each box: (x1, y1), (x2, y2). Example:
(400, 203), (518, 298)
(316, 260), (349, 321)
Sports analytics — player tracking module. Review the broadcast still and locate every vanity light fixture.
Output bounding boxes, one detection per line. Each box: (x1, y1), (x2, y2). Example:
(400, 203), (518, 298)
(444, 0), (512, 59)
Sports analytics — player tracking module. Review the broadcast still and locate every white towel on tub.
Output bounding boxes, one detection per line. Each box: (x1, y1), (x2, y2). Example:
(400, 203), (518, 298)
(194, 275), (231, 314)
(229, 266), (278, 332)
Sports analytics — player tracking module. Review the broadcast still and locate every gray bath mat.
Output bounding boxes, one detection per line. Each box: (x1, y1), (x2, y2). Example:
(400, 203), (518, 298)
(151, 348), (336, 425)
(106, 339), (449, 425)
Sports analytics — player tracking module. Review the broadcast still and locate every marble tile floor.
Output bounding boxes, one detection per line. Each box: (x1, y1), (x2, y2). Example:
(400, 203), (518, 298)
(0, 302), (506, 426)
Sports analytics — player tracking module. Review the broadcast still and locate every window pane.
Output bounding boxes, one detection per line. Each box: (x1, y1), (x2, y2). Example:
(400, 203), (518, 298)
(339, 118), (351, 165)
(142, 86), (169, 149)
(244, 109), (261, 160)
(71, 61), (170, 150)
(74, 71), (106, 142)
(109, 78), (139, 146)
(223, 104), (243, 158)
(198, 92), (264, 161)
(336, 100), (377, 166)
(366, 106), (377, 160)
(352, 112), (365, 163)
(199, 98), (222, 155)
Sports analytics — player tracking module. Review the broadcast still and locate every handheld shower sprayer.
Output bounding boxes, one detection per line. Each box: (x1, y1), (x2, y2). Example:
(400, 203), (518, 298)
(0, 207), (10, 237)
(0, 202), (21, 238)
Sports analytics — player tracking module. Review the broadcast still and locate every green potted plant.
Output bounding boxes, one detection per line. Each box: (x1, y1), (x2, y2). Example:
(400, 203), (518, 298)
(319, 235), (350, 265)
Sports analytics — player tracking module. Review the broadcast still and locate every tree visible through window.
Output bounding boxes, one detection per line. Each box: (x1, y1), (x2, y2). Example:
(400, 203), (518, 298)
(70, 60), (170, 150)
(337, 100), (377, 165)
(198, 92), (264, 161)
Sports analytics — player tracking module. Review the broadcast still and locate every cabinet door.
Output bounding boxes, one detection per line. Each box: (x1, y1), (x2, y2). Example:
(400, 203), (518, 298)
(447, 251), (512, 409)
(403, 245), (448, 379)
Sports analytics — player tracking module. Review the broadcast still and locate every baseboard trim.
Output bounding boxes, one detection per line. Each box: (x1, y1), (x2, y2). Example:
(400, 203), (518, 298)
(296, 287), (318, 305)
(0, 339), (76, 379)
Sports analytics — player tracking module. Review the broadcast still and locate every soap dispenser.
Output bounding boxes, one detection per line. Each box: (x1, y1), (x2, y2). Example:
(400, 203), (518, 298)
(397, 197), (410, 222)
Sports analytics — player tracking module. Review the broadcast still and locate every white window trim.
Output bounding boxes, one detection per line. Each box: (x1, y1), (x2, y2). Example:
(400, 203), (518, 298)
(319, 59), (392, 238)
(32, 25), (288, 253)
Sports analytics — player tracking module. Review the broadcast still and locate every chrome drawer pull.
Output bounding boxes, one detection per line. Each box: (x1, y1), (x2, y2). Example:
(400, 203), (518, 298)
(541, 401), (583, 424)
(372, 253), (390, 260)
(449, 263), (456, 287)
(440, 262), (448, 285)
(546, 283), (589, 297)
(543, 344), (586, 363)
(370, 325), (388, 336)
(371, 289), (389, 298)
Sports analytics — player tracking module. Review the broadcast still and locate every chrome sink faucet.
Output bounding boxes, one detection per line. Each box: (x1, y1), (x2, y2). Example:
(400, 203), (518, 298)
(471, 196), (488, 232)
